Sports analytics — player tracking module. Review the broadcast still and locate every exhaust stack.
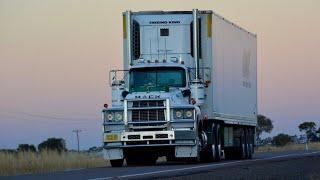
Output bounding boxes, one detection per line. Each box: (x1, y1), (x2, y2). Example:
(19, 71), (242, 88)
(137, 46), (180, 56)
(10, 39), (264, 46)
(126, 10), (132, 66)
(192, 9), (200, 80)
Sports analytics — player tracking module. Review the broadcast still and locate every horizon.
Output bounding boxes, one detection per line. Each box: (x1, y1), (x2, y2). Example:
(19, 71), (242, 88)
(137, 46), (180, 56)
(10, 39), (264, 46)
(1, 0), (320, 150)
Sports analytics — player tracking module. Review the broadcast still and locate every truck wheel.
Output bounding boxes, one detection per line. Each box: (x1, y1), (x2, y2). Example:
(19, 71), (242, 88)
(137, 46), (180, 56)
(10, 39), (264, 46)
(241, 143), (246, 159)
(110, 159), (124, 167)
(213, 123), (221, 161)
(237, 130), (246, 159)
(248, 128), (254, 159)
(244, 128), (249, 159)
(247, 143), (253, 159)
(244, 128), (255, 159)
(200, 124), (216, 162)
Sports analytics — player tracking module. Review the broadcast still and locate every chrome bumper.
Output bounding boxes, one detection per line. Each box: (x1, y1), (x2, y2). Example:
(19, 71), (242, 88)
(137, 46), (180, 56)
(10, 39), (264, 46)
(104, 130), (197, 149)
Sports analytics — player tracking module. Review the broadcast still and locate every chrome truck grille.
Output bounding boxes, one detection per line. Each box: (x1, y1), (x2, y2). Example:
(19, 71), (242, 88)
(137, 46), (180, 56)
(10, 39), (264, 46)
(127, 100), (167, 129)
(132, 100), (164, 108)
(132, 109), (165, 121)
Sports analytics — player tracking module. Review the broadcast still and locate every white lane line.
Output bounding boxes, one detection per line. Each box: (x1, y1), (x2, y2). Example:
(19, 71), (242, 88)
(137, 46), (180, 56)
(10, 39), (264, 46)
(63, 168), (86, 172)
(88, 151), (320, 180)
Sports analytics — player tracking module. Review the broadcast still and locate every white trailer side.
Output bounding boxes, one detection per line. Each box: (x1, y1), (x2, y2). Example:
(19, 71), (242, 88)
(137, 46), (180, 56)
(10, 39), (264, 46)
(210, 13), (257, 126)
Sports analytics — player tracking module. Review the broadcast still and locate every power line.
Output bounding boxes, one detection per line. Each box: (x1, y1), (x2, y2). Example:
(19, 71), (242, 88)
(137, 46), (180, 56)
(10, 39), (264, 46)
(17, 112), (92, 121)
(72, 129), (82, 152)
(0, 113), (94, 126)
(0, 111), (95, 122)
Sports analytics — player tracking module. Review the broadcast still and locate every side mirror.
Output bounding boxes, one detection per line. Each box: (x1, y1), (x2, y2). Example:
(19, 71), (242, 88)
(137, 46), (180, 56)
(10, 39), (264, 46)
(122, 90), (129, 98)
(181, 89), (191, 97)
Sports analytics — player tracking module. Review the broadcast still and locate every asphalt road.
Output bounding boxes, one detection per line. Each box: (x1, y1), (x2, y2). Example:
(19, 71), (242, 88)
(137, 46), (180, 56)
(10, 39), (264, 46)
(2, 150), (320, 180)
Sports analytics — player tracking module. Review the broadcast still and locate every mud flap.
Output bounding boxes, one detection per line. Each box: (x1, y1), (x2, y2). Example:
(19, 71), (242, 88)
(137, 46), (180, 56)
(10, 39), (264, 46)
(103, 148), (123, 160)
(175, 145), (198, 158)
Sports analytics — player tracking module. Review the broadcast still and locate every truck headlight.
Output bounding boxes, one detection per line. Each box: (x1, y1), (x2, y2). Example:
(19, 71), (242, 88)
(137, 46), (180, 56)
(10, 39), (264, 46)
(106, 112), (114, 121)
(174, 110), (183, 119)
(184, 109), (193, 118)
(104, 110), (124, 122)
(115, 111), (123, 121)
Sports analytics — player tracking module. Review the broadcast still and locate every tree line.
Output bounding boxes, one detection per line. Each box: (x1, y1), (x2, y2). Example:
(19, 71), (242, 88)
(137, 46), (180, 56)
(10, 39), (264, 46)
(12, 138), (67, 153)
(257, 114), (320, 146)
(3, 115), (320, 152)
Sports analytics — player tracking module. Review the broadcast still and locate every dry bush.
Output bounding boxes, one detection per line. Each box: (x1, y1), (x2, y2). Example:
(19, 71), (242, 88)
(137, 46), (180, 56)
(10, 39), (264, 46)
(0, 151), (107, 176)
(256, 142), (320, 152)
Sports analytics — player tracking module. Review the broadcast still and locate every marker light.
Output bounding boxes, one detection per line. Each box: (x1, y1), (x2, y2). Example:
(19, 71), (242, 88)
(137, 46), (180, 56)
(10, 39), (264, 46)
(191, 98), (196, 105)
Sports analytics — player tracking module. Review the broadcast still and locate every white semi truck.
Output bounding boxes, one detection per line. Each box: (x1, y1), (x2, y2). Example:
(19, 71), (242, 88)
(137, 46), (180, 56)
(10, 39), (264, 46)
(102, 9), (257, 167)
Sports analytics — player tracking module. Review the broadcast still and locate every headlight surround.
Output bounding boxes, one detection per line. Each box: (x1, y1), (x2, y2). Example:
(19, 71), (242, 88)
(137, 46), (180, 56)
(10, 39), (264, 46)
(173, 109), (194, 119)
(104, 110), (123, 122)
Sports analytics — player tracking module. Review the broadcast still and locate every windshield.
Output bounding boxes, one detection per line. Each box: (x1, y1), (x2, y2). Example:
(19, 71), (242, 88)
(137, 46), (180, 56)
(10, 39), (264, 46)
(130, 67), (186, 92)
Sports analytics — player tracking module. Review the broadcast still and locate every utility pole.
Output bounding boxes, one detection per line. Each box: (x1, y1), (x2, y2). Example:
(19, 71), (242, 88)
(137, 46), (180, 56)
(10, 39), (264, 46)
(73, 129), (82, 152)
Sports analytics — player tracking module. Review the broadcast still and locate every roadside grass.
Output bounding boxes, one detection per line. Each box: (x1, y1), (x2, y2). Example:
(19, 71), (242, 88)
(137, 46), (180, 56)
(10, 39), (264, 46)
(0, 151), (107, 176)
(2, 143), (320, 176)
(255, 142), (320, 152)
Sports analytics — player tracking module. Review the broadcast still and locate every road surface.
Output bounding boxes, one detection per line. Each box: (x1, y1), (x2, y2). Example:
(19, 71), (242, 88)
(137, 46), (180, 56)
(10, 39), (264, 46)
(2, 150), (320, 180)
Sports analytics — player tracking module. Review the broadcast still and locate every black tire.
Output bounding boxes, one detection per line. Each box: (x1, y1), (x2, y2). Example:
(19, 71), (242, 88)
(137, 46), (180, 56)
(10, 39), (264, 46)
(213, 123), (221, 161)
(247, 127), (253, 159)
(247, 143), (253, 159)
(244, 128), (249, 159)
(199, 125), (214, 162)
(241, 143), (246, 159)
(110, 159), (124, 167)
(236, 129), (246, 159)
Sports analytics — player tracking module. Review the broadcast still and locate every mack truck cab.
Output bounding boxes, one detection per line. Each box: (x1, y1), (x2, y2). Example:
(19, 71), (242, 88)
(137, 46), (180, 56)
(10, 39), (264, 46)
(102, 9), (257, 167)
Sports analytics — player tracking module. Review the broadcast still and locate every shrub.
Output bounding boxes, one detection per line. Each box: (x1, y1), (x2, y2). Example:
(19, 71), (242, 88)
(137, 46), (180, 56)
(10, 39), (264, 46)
(38, 138), (67, 152)
(17, 144), (36, 152)
(272, 133), (293, 146)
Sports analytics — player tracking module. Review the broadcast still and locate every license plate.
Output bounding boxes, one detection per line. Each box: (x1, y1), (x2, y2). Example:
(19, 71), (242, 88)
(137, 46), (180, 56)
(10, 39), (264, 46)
(105, 134), (119, 141)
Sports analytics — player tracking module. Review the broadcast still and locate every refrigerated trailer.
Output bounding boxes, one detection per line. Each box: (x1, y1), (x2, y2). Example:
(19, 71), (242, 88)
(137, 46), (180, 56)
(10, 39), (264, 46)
(102, 9), (257, 167)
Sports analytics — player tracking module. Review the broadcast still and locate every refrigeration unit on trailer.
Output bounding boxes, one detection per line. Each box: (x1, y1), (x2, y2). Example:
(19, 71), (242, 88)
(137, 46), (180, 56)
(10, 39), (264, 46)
(102, 9), (257, 167)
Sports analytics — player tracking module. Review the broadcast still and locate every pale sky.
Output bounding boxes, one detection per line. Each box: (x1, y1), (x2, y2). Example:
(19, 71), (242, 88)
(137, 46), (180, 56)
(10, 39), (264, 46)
(1, 0), (320, 150)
